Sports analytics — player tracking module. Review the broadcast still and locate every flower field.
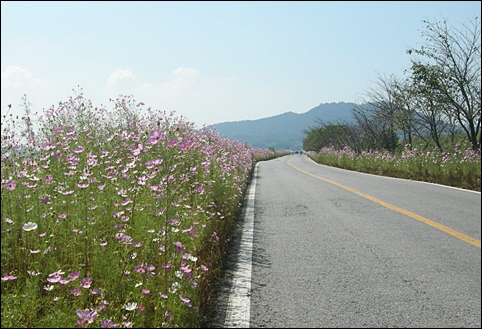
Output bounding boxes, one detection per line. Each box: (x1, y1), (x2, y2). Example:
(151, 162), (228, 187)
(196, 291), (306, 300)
(1, 92), (286, 328)
(306, 144), (481, 192)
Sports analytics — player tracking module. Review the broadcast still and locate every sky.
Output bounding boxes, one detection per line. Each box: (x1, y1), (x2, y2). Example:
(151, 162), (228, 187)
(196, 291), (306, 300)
(1, 1), (480, 128)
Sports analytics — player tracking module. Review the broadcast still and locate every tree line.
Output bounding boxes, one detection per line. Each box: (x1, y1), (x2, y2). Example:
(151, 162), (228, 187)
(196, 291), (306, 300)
(303, 16), (481, 153)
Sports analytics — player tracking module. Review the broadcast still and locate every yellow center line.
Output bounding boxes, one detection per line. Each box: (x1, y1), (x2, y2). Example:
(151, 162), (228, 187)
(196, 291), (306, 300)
(287, 157), (481, 248)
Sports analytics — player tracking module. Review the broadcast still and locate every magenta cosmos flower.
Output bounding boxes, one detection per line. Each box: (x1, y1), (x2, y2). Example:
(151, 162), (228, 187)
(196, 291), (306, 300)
(76, 309), (98, 326)
(79, 277), (92, 288)
(174, 241), (185, 254)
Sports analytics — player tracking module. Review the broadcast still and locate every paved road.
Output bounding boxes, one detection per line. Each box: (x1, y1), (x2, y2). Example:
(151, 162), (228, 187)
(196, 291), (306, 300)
(211, 154), (481, 328)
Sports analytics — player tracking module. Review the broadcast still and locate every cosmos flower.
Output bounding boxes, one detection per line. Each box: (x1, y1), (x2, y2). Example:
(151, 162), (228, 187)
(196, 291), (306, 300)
(100, 319), (119, 328)
(1, 274), (17, 281)
(71, 288), (82, 296)
(174, 241), (184, 254)
(5, 180), (16, 191)
(76, 309), (98, 326)
(123, 302), (137, 311)
(22, 222), (38, 231)
(79, 277), (92, 288)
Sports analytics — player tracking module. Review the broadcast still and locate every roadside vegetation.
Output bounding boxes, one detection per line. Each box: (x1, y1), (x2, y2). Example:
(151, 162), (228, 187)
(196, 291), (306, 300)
(0, 91), (289, 328)
(303, 16), (480, 191)
(306, 142), (480, 191)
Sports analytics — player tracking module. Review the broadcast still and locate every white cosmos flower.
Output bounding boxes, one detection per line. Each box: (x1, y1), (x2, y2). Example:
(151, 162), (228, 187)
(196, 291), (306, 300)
(170, 282), (181, 294)
(189, 255), (198, 262)
(123, 302), (137, 311)
(22, 222), (38, 231)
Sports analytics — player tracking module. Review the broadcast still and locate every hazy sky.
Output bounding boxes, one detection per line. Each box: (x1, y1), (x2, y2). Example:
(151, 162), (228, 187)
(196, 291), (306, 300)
(1, 1), (480, 127)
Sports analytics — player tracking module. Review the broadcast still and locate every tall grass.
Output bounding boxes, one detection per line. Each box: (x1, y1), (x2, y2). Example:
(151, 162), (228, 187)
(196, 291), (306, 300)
(306, 144), (481, 191)
(1, 92), (287, 328)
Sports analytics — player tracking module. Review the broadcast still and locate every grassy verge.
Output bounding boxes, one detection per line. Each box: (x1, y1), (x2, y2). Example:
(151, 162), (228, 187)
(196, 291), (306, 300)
(306, 145), (481, 192)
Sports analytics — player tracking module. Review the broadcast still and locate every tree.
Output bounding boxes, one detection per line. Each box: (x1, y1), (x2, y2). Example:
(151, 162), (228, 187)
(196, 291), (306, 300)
(354, 73), (402, 152)
(407, 16), (481, 150)
(303, 119), (358, 152)
(408, 63), (455, 151)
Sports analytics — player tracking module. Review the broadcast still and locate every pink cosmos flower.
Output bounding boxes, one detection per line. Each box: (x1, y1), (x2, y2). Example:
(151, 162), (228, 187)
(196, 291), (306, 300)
(121, 198), (132, 206)
(174, 241), (184, 254)
(44, 174), (54, 184)
(71, 288), (82, 296)
(1, 274), (17, 281)
(69, 271), (80, 281)
(148, 130), (164, 145)
(76, 309), (98, 326)
(179, 140), (193, 152)
(47, 275), (61, 283)
(179, 294), (192, 307)
(100, 319), (118, 328)
(79, 277), (92, 288)
(6, 180), (16, 191)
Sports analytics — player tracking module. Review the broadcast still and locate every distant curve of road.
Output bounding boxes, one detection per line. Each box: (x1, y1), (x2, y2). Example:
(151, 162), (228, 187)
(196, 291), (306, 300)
(210, 154), (481, 328)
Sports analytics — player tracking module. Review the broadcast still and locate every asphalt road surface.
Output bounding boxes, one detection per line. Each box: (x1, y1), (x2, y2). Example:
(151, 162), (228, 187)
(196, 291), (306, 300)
(210, 154), (481, 328)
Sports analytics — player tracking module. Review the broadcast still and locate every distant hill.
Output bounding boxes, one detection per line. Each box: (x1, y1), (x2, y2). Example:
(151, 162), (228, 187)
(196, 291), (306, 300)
(208, 102), (357, 150)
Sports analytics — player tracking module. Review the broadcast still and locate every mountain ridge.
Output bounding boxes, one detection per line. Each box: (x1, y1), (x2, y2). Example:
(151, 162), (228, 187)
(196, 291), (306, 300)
(208, 102), (357, 150)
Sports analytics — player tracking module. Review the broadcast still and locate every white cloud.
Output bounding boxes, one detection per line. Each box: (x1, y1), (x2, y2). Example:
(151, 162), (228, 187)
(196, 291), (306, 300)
(1, 66), (53, 117)
(171, 67), (200, 79)
(156, 67), (200, 99)
(1, 65), (34, 88)
(107, 68), (135, 88)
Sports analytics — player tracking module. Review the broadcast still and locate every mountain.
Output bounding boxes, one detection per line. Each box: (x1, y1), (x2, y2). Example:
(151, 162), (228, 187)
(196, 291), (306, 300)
(207, 102), (357, 151)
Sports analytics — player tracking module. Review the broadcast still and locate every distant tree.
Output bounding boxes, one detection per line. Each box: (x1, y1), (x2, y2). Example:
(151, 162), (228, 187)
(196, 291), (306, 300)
(354, 73), (402, 152)
(390, 76), (419, 149)
(302, 121), (351, 151)
(407, 16), (481, 150)
(408, 63), (454, 151)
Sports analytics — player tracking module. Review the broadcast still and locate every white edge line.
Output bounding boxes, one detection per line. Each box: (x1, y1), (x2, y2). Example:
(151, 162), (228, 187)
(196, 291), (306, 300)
(223, 163), (257, 328)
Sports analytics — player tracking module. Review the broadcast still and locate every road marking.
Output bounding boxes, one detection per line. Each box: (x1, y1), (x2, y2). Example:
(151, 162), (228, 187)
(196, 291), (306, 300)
(223, 163), (257, 328)
(287, 157), (481, 248)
